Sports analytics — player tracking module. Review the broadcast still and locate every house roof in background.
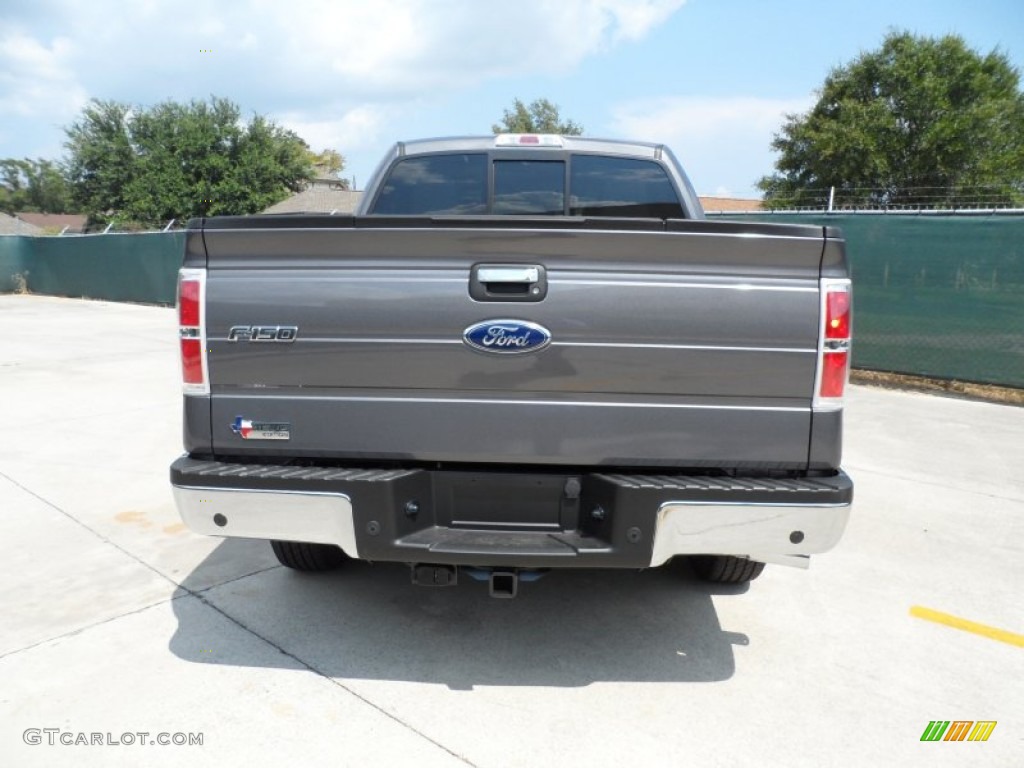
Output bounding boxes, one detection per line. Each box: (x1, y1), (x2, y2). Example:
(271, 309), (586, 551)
(0, 212), (43, 235)
(698, 197), (764, 212)
(263, 181), (363, 214)
(13, 213), (88, 233)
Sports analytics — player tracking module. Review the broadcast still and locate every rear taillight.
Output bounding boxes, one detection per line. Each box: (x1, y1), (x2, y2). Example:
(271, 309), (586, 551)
(178, 268), (208, 394)
(819, 350), (849, 398)
(825, 289), (851, 339)
(814, 278), (852, 409)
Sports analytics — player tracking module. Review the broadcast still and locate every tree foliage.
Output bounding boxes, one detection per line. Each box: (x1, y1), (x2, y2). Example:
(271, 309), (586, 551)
(758, 32), (1024, 209)
(307, 148), (347, 179)
(0, 158), (75, 214)
(492, 98), (583, 135)
(64, 97), (314, 226)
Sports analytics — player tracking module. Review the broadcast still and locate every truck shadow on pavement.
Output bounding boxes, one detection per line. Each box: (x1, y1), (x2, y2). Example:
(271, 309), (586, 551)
(169, 540), (750, 689)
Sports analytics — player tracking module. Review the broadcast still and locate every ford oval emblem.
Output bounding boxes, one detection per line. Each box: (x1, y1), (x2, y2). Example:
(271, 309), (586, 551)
(463, 320), (552, 354)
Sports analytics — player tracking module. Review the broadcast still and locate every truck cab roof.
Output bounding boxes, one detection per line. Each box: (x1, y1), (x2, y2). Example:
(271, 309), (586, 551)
(396, 134), (669, 157)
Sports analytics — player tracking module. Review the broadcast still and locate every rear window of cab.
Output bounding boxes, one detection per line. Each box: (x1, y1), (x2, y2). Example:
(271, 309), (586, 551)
(370, 153), (685, 218)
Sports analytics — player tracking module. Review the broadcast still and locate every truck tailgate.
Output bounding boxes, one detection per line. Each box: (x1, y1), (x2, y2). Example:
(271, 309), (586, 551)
(199, 218), (827, 469)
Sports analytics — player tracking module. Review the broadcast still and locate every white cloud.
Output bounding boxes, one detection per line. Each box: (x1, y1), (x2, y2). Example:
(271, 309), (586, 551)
(601, 0), (685, 41)
(277, 105), (390, 152)
(609, 95), (813, 198)
(0, 32), (88, 119)
(0, 0), (684, 169)
(239, 0), (687, 92)
(1, 0), (684, 102)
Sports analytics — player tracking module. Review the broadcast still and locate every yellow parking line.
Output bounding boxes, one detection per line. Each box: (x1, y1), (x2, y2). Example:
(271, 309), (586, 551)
(910, 606), (1024, 648)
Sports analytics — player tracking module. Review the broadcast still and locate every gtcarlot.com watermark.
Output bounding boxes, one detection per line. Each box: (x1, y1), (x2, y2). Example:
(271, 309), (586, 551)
(23, 729), (203, 747)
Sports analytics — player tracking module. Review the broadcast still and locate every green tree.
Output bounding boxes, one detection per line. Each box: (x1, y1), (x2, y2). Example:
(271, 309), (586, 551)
(64, 97), (314, 226)
(492, 98), (583, 135)
(307, 148), (347, 179)
(0, 158), (75, 214)
(758, 32), (1024, 209)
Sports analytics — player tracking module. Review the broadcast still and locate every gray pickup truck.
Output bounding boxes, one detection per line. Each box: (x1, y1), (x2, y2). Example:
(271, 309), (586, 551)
(170, 134), (853, 597)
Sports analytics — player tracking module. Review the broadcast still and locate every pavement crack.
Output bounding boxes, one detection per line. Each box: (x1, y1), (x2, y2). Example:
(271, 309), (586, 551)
(0, 596), (178, 661)
(0, 469), (474, 765)
(192, 564), (283, 594)
(0, 469), (182, 589)
(844, 464), (1024, 504)
(187, 590), (477, 767)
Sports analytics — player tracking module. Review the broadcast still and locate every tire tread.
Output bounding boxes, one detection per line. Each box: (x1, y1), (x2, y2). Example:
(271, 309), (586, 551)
(691, 555), (765, 583)
(270, 540), (347, 571)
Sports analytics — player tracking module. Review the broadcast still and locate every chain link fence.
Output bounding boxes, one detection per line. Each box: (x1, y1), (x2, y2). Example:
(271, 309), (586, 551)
(709, 212), (1024, 389)
(755, 185), (1024, 212)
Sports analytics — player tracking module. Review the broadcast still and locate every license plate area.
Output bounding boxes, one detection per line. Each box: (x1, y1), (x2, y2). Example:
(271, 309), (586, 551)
(434, 472), (574, 531)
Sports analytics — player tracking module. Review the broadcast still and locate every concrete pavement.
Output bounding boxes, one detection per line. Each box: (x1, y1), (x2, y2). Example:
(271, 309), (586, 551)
(1, 295), (1021, 767)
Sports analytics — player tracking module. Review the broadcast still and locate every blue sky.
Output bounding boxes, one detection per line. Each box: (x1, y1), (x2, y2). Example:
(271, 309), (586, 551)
(2, 0), (1022, 198)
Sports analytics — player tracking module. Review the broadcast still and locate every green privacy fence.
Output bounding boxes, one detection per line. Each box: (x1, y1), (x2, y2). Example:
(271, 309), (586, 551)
(710, 212), (1024, 388)
(0, 235), (32, 292)
(3, 216), (1024, 388)
(0, 232), (185, 305)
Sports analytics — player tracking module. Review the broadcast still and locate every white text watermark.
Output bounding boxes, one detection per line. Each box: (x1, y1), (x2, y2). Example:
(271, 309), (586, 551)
(23, 729), (203, 747)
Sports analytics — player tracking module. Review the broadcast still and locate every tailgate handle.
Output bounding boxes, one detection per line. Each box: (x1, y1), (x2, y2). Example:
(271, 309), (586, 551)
(470, 263), (547, 302)
(477, 267), (539, 283)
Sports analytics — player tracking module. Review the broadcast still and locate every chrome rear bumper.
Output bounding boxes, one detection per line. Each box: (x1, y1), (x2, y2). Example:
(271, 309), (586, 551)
(173, 486), (359, 557)
(171, 457), (852, 570)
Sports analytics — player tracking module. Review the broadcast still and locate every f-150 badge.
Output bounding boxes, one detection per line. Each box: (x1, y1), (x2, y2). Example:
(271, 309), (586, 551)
(463, 320), (552, 354)
(231, 416), (291, 440)
(228, 325), (298, 342)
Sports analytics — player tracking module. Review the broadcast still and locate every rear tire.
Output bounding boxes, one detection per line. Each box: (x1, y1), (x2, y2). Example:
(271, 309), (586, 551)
(270, 540), (348, 571)
(690, 555), (765, 584)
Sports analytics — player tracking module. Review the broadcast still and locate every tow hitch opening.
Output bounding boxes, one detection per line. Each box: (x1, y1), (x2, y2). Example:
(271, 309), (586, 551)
(489, 571), (518, 599)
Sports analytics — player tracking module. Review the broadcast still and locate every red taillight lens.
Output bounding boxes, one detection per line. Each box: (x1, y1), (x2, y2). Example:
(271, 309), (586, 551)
(178, 269), (208, 393)
(179, 279), (200, 327)
(825, 290), (850, 339)
(816, 279), (851, 407)
(181, 338), (204, 384)
(820, 351), (848, 398)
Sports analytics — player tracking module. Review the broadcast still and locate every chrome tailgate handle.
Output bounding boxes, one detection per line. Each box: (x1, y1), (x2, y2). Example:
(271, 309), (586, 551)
(477, 266), (539, 283)
(470, 263), (547, 302)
